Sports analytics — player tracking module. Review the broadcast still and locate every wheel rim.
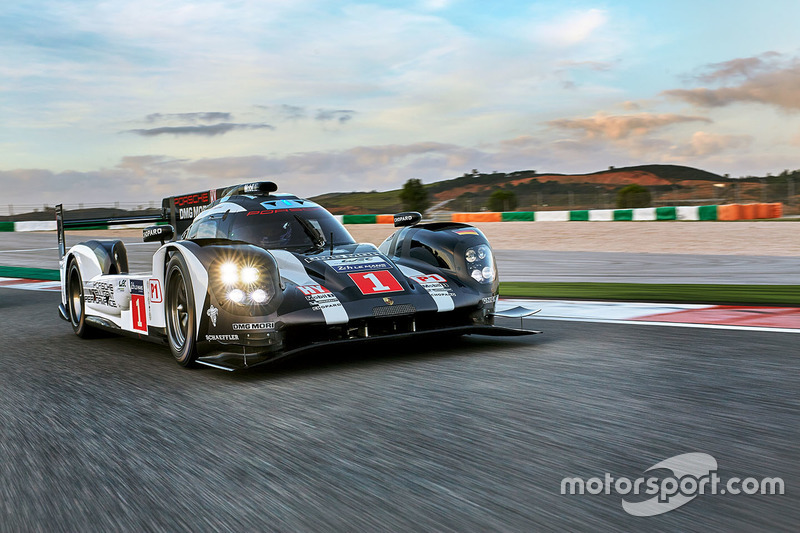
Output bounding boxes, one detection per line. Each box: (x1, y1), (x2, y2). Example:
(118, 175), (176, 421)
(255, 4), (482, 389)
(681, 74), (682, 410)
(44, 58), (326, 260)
(168, 269), (190, 350)
(68, 266), (82, 326)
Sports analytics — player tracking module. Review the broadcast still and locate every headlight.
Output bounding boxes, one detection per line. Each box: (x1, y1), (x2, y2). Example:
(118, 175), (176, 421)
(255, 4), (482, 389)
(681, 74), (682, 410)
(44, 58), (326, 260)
(217, 260), (274, 305)
(250, 289), (268, 303)
(240, 266), (259, 284)
(465, 245), (494, 283)
(227, 288), (246, 303)
(220, 262), (238, 285)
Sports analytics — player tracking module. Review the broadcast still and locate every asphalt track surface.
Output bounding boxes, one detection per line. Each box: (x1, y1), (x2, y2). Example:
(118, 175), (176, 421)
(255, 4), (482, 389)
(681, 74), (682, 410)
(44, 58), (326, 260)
(2, 232), (800, 284)
(1, 289), (797, 531)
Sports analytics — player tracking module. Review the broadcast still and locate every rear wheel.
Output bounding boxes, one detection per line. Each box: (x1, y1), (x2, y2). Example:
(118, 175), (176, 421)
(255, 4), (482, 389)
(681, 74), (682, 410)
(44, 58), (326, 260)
(165, 254), (198, 367)
(67, 259), (95, 338)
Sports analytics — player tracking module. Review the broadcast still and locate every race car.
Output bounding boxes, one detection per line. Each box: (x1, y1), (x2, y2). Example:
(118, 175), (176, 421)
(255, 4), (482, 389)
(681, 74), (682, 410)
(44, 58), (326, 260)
(56, 181), (538, 371)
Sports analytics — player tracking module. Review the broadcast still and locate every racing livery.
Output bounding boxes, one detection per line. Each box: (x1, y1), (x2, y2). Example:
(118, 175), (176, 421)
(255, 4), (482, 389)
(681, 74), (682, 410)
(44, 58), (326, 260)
(57, 181), (538, 371)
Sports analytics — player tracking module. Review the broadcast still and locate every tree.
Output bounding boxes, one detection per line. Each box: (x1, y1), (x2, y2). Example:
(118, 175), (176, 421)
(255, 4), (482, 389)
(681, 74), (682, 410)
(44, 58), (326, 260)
(399, 178), (430, 213)
(616, 184), (652, 208)
(488, 189), (517, 212)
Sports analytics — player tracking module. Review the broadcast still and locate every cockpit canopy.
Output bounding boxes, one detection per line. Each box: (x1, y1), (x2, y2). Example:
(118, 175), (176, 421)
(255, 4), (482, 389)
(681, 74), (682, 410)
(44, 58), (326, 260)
(184, 196), (356, 252)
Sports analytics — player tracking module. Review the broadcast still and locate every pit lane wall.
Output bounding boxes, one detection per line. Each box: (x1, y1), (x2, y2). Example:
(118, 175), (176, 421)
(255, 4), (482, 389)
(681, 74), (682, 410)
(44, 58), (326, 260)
(0, 203), (783, 231)
(339, 203), (784, 224)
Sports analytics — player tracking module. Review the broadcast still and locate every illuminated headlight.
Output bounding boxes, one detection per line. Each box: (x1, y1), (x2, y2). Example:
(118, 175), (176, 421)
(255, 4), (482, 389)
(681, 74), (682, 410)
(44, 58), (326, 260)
(471, 269), (483, 282)
(465, 249), (477, 262)
(250, 289), (268, 303)
(482, 266), (494, 280)
(227, 288), (246, 303)
(220, 262), (238, 285)
(240, 266), (259, 284)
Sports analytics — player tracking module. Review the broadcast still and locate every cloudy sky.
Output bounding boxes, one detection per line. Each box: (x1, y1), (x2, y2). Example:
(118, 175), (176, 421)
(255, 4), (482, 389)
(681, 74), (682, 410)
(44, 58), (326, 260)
(2, 0), (800, 205)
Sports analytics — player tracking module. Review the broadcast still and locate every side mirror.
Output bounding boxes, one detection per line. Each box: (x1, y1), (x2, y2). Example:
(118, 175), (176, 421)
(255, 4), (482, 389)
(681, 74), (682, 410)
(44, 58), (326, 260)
(143, 224), (174, 244)
(394, 212), (422, 227)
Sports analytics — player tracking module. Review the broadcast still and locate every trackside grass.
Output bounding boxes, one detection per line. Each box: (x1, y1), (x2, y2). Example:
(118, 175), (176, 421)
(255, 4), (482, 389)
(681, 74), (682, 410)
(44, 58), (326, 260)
(2, 266), (797, 306)
(499, 282), (800, 306)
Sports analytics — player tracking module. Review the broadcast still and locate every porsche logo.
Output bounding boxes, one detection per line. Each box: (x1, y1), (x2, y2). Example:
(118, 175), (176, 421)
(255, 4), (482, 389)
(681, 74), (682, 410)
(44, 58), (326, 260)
(383, 297), (394, 305)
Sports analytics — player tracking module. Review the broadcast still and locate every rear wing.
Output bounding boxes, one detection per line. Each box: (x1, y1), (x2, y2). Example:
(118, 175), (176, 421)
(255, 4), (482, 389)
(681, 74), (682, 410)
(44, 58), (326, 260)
(161, 187), (227, 237)
(55, 204), (165, 259)
(161, 181), (277, 235)
(57, 181), (276, 258)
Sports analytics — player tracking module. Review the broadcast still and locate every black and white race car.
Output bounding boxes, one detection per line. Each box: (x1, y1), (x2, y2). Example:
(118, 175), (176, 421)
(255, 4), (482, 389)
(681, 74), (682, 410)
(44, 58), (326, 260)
(57, 181), (538, 371)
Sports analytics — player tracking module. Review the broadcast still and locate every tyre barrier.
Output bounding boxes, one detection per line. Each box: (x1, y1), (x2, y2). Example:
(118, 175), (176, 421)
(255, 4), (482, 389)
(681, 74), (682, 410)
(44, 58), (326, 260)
(335, 203), (783, 224)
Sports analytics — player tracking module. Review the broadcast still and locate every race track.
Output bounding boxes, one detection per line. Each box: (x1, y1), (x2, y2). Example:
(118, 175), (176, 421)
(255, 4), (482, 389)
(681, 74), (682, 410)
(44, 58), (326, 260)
(1, 289), (796, 531)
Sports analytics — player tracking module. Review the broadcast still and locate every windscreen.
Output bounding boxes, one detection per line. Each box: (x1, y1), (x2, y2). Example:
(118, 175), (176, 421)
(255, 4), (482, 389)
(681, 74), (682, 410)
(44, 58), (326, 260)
(225, 207), (356, 251)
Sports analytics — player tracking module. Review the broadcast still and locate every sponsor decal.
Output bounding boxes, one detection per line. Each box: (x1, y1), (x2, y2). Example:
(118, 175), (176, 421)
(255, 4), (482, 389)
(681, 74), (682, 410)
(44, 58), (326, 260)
(149, 279), (162, 303)
(143, 227), (164, 239)
(348, 270), (404, 295)
(409, 273), (447, 284)
(130, 280), (147, 332)
(178, 205), (209, 220)
(117, 279), (127, 289)
(297, 284), (330, 296)
(232, 322), (275, 331)
(246, 207), (315, 216)
(383, 297), (394, 305)
(482, 295), (498, 305)
(206, 305), (219, 327)
(453, 228), (480, 236)
(304, 252), (379, 263)
(87, 281), (118, 308)
(205, 334), (240, 342)
(297, 284), (345, 314)
(395, 214), (415, 222)
(243, 183), (260, 193)
(409, 274), (456, 311)
(173, 192), (210, 208)
(325, 256), (392, 273)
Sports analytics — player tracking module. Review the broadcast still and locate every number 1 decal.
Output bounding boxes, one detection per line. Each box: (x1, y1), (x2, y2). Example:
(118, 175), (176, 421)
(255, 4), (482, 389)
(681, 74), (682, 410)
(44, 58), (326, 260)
(348, 270), (404, 295)
(130, 279), (148, 333)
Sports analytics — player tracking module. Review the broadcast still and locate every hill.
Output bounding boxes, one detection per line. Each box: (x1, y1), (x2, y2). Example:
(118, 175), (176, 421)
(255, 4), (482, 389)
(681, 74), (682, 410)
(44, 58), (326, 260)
(312, 164), (733, 214)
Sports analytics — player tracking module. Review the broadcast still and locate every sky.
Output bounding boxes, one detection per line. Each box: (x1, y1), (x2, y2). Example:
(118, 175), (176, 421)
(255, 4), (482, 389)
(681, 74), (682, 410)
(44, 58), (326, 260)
(2, 0), (800, 206)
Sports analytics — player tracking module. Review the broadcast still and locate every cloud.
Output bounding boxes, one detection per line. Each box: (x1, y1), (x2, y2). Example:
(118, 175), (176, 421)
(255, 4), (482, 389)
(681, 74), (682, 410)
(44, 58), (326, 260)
(533, 9), (608, 48)
(145, 112), (233, 123)
(547, 112), (712, 140)
(664, 54), (800, 111)
(315, 109), (356, 124)
(673, 131), (752, 157)
(276, 105), (307, 120)
(126, 123), (275, 137)
(694, 52), (782, 83)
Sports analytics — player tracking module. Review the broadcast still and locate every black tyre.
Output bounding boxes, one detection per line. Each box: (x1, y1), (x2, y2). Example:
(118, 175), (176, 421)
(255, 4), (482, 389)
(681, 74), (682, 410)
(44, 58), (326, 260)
(66, 259), (96, 338)
(165, 254), (198, 367)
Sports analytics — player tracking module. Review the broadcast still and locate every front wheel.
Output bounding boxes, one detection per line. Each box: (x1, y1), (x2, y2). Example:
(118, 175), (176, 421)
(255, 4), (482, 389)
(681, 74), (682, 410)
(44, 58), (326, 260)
(66, 259), (95, 338)
(165, 254), (198, 367)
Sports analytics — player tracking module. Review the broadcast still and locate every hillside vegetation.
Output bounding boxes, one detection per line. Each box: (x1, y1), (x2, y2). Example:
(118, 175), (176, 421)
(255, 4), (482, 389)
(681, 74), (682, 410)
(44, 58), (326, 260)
(312, 164), (734, 214)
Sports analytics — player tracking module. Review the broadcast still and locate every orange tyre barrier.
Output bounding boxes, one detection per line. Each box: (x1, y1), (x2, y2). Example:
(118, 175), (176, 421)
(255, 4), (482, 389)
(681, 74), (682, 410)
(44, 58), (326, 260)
(740, 203), (756, 220)
(755, 203), (771, 219)
(770, 203), (783, 218)
(376, 214), (394, 224)
(452, 212), (502, 223)
(716, 204), (741, 221)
